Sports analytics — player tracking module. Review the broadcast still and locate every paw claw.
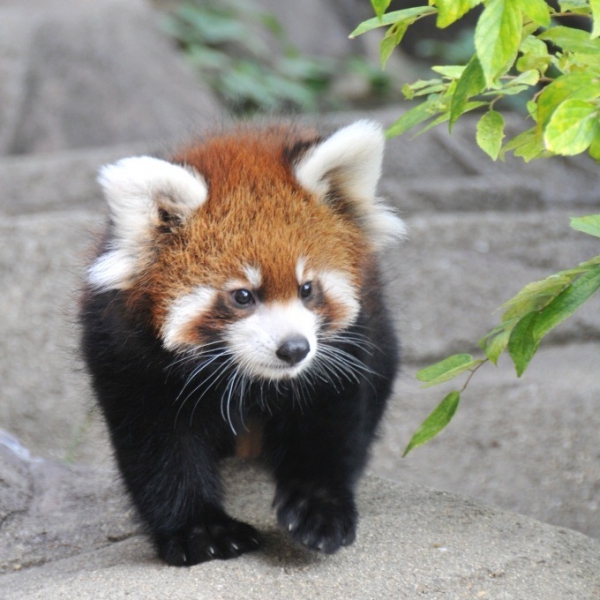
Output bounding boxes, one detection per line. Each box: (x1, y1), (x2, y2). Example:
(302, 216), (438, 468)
(157, 517), (261, 566)
(275, 483), (357, 555)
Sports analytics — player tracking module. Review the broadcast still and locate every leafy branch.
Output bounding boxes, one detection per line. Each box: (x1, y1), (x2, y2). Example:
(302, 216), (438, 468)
(351, 0), (600, 161)
(351, 1), (600, 454)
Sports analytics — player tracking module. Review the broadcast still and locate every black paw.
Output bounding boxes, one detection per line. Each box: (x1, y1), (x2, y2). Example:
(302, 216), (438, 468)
(274, 482), (357, 554)
(156, 516), (261, 566)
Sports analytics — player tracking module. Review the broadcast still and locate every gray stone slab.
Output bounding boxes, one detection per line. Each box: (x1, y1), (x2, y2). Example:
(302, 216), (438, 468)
(0, 0), (220, 156)
(0, 211), (107, 462)
(1, 453), (599, 599)
(2, 109), (597, 217)
(383, 173), (546, 213)
(390, 210), (600, 363)
(0, 143), (162, 216)
(0, 433), (133, 575)
(374, 342), (600, 540)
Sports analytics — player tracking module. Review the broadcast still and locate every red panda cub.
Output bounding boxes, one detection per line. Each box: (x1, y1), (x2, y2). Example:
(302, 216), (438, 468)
(81, 120), (405, 566)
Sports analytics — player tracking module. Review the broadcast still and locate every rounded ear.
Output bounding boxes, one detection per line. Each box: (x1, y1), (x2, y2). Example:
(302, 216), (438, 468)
(98, 156), (208, 237)
(294, 120), (385, 201)
(88, 157), (208, 290)
(293, 121), (406, 248)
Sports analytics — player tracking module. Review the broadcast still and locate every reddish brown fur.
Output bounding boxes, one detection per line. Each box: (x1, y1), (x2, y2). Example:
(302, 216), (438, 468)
(127, 127), (371, 335)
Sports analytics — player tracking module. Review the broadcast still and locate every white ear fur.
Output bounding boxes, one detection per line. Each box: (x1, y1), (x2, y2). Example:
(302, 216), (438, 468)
(88, 156), (208, 290)
(294, 120), (406, 249)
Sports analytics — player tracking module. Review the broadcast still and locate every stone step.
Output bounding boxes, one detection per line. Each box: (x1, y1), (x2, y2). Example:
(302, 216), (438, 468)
(0, 211), (102, 462)
(0, 143), (164, 216)
(374, 342), (600, 540)
(1, 447), (599, 599)
(389, 209), (600, 363)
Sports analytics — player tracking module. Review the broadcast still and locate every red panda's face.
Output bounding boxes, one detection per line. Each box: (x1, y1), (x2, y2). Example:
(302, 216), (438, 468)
(158, 257), (361, 381)
(88, 121), (406, 381)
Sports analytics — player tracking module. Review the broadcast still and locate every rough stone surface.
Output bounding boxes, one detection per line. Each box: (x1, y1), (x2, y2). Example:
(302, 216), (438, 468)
(0, 0), (220, 156)
(0, 212), (104, 462)
(374, 343), (600, 540)
(386, 210), (600, 362)
(1, 453), (599, 599)
(0, 433), (133, 576)
(0, 143), (156, 216)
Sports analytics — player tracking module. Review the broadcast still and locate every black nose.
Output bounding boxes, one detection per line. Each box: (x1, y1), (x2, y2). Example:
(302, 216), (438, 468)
(276, 336), (310, 366)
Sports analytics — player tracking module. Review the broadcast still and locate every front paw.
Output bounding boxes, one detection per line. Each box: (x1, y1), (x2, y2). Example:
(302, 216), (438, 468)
(156, 516), (261, 566)
(274, 483), (357, 554)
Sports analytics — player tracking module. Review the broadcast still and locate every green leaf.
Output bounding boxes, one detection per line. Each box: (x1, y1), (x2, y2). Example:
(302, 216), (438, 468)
(416, 353), (480, 386)
(349, 7), (436, 38)
(501, 279), (573, 324)
(592, 0), (600, 38)
(539, 27), (600, 54)
(380, 21), (409, 68)
(536, 73), (600, 133)
(558, 50), (600, 73)
(403, 392), (461, 456)
(475, 0), (522, 86)
(436, 0), (476, 28)
(508, 312), (539, 376)
(517, 36), (551, 74)
(504, 265), (600, 375)
(476, 110), (505, 159)
(386, 98), (441, 137)
(501, 274), (573, 312)
(500, 127), (545, 161)
(518, 0), (550, 27)
(590, 131), (600, 160)
(371, 0), (392, 19)
(559, 0), (592, 15)
(571, 215), (600, 238)
(482, 328), (511, 364)
(450, 55), (486, 128)
(571, 255), (600, 272)
(404, 78), (443, 91)
(544, 99), (599, 155)
(432, 65), (467, 79)
(533, 266), (600, 340)
(507, 69), (540, 87)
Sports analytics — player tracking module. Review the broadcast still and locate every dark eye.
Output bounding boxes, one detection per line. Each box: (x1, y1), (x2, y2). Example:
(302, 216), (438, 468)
(232, 289), (254, 306)
(299, 281), (313, 300)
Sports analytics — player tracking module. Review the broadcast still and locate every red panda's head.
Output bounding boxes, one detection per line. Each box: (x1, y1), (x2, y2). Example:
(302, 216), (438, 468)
(88, 121), (405, 381)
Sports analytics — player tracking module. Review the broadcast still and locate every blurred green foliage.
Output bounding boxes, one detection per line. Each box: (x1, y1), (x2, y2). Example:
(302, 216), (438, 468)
(165, 0), (392, 115)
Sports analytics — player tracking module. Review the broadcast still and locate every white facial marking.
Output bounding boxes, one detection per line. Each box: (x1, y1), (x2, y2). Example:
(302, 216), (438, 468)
(224, 300), (319, 380)
(162, 286), (217, 350)
(319, 270), (360, 327)
(295, 257), (306, 285)
(243, 265), (262, 289)
(295, 256), (315, 285)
